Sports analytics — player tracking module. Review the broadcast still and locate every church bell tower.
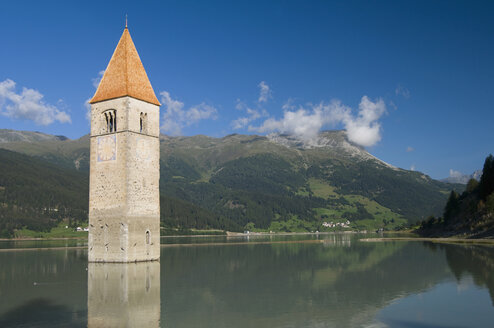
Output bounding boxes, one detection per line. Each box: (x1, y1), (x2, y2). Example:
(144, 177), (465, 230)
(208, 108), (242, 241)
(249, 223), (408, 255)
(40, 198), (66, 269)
(88, 26), (160, 262)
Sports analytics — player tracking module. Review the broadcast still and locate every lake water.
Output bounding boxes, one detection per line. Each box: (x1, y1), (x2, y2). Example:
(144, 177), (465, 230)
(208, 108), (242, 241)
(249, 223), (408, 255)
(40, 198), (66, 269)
(0, 234), (493, 327)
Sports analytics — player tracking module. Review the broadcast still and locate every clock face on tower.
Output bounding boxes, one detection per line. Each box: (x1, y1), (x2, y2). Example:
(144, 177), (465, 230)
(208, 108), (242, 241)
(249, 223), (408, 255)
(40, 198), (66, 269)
(97, 135), (117, 162)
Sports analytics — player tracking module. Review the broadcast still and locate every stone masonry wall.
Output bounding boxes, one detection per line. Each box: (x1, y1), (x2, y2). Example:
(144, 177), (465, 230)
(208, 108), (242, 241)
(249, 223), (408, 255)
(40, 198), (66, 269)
(89, 96), (160, 262)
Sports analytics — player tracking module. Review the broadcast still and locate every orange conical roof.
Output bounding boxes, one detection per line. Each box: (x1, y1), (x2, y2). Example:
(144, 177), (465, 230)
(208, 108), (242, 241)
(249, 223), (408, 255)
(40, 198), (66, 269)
(90, 28), (160, 106)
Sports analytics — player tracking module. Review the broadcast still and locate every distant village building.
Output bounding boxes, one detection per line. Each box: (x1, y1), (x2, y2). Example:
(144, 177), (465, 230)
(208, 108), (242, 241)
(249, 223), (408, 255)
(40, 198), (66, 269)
(322, 220), (351, 228)
(88, 25), (160, 262)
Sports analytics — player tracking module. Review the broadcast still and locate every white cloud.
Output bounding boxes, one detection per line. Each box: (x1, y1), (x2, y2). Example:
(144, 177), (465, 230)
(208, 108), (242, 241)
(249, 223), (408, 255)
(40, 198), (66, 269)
(250, 101), (345, 140)
(250, 96), (386, 147)
(258, 81), (271, 103)
(0, 79), (71, 125)
(84, 99), (91, 121)
(92, 70), (105, 89)
(230, 81), (272, 130)
(231, 100), (267, 130)
(187, 103), (217, 121)
(85, 70), (106, 121)
(282, 98), (296, 111)
(395, 84), (410, 99)
(160, 91), (184, 114)
(406, 146), (414, 152)
(160, 91), (217, 136)
(344, 96), (386, 147)
(411, 164), (416, 171)
(449, 169), (464, 178)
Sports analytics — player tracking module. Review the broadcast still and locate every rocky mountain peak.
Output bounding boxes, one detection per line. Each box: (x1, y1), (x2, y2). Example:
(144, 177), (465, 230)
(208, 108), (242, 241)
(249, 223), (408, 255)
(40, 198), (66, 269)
(0, 129), (68, 143)
(266, 130), (398, 170)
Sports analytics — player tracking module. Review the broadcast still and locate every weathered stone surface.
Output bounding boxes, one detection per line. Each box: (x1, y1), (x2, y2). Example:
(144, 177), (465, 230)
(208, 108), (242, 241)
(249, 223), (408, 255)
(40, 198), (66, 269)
(89, 96), (160, 262)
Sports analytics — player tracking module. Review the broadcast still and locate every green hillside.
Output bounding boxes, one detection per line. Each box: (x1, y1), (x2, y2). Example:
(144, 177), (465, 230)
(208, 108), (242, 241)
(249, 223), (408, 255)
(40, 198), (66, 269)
(156, 132), (463, 232)
(0, 149), (88, 237)
(0, 129), (464, 237)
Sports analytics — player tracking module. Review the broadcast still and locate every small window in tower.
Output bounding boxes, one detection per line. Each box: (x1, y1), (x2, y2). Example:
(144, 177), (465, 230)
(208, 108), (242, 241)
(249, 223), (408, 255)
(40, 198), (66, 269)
(104, 112), (109, 133)
(140, 112), (147, 134)
(102, 110), (117, 133)
(146, 230), (150, 245)
(108, 112), (113, 132)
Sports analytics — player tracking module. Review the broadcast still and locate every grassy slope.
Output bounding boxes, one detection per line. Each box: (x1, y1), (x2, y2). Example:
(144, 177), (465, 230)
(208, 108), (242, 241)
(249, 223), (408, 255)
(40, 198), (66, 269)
(15, 222), (88, 238)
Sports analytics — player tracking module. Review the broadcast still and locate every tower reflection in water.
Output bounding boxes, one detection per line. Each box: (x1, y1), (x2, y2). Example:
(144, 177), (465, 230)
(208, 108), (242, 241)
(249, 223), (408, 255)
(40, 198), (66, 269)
(88, 262), (160, 327)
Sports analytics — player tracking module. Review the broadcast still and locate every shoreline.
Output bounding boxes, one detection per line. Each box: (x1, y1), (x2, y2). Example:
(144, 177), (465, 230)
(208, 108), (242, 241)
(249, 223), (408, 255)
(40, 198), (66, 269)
(360, 237), (494, 245)
(0, 236), (88, 242)
(0, 230), (371, 242)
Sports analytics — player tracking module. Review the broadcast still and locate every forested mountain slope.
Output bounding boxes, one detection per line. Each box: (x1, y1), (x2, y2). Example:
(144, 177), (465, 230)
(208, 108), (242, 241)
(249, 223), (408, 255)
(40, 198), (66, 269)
(418, 154), (494, 238)
(0, 149), (88, 237)
(0, 129), (463, 236)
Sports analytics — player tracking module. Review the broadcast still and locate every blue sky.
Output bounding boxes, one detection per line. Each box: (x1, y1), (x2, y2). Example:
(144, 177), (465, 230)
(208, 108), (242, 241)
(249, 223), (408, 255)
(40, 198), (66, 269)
(0, 0), (493, 179)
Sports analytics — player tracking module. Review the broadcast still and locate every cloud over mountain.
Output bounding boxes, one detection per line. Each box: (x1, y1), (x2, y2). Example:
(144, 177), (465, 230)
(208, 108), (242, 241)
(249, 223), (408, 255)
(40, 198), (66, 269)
(250, 96), (386, 147)
(231, 82), (271, 130)
(231, 101), (267, 130)
(0, 79), (71, 125)
(160, 91), (217, 136)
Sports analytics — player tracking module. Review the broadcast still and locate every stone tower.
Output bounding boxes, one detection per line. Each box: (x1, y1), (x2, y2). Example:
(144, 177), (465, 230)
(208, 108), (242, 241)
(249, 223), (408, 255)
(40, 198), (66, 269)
(88, 26), (160, 262)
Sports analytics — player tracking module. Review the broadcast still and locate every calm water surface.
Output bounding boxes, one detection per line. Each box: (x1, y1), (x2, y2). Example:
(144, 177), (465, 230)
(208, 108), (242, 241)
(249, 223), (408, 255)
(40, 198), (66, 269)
(0, 234), (493, 327)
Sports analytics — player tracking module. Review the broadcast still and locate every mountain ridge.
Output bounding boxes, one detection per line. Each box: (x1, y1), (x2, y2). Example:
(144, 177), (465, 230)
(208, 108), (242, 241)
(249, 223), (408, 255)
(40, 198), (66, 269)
(441, 169), (483, 184)
(0, 129), (69, 143)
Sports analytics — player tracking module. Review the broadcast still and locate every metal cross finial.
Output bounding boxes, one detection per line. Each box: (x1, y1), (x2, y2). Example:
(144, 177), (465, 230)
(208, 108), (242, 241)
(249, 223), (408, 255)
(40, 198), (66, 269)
(125, 14), (128, 28)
